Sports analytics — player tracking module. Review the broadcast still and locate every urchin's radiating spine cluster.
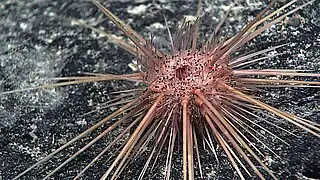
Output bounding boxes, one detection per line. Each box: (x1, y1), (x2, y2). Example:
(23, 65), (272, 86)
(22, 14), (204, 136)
(6, 0), (320, 180)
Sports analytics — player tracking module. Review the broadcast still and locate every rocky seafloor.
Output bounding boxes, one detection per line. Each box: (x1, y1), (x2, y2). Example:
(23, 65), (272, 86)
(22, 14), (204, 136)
(0, 0), (319, 179)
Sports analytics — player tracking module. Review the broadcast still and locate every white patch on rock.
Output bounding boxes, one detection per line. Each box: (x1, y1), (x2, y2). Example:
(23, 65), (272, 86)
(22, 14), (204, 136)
(128, 4), (148, 15)
(297, 53), (305, 59)
(19, 22), (28, 30)
(150, 22), (165, 29)
(128, 62), (138, 71)
(183, 15), (197, 23)
(76, 119), (87, 126)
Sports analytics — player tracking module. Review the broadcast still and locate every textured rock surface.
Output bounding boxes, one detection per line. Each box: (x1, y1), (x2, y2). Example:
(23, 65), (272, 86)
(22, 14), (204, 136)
(0, 0), (319, 179)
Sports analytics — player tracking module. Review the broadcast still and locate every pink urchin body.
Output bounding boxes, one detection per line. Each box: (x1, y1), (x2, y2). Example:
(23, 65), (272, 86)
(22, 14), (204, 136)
(149, 49), (231, 100)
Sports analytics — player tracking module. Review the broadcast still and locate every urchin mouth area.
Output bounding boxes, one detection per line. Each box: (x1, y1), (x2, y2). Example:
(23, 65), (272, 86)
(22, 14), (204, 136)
(149, 50), (232, 98)
(176, 65), (189, 80)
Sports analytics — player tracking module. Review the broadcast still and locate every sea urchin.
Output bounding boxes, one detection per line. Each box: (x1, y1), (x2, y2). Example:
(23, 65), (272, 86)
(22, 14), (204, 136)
(4, 0), (320, 179)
